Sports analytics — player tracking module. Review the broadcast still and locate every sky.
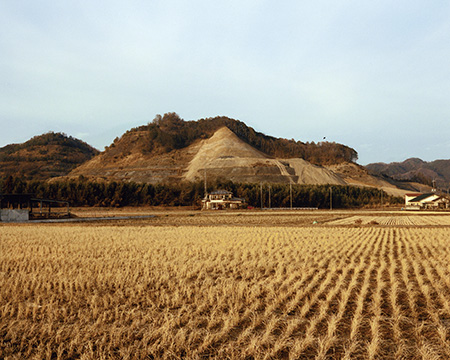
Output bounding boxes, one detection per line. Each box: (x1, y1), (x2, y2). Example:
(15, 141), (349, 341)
(1, 1), (450, 165)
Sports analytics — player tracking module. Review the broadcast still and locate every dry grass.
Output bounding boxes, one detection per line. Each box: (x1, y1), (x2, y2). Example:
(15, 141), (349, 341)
(2, 217), (450, 358)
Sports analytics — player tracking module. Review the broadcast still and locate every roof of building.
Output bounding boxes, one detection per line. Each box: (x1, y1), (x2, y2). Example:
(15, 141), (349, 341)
(431, 197), (447, 202)
(0, 193), (34, 200)
(210, 190), (233, 195)
(409, 193), (439, 202)
(405, 193), (423, 197)
(1, 193), (69, 209)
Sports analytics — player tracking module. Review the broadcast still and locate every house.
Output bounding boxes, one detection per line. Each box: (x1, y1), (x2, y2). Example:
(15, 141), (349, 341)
(405, 192), (450, 210)
(202, 190), (246, 210)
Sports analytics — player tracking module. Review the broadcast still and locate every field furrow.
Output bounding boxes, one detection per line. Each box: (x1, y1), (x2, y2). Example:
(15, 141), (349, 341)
(2, 223), (450, 359)
(328, 214), (450, 226)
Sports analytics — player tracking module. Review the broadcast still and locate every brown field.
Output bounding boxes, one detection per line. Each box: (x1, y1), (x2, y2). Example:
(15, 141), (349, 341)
(2, 210), (450, 359)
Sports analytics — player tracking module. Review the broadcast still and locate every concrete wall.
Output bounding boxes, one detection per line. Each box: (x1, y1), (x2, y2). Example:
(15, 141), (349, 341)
(0, 209), (29, 222)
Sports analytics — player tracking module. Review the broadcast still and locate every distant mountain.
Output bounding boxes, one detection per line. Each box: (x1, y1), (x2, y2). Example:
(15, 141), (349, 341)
(366, 158), (450, 188)
(0, 132), (99, 180)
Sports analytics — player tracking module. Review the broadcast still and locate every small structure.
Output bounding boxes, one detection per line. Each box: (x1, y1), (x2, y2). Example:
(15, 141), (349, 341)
(405, 192), (450, 210)
(202, 190), (246, 210)
(0, 194), (33, 221)
(0, 193), (70, 221)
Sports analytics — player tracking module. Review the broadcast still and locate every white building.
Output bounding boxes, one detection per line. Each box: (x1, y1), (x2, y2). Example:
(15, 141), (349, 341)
(405, 192), (450, 210)
(202, 190), (246, 210)
(404, 193), (422, 207)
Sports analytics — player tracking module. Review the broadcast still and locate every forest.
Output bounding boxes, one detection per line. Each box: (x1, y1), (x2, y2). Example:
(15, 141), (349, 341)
(0, 175), (401, 209)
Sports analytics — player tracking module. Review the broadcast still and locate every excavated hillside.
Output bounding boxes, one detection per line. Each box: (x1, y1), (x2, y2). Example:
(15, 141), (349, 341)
(71, 127), (346, 185)
(70, 125), (407, 196)
(185, 127), (346, 185)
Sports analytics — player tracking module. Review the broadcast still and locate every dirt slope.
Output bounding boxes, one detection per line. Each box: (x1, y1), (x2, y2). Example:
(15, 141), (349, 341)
(185, 127), (346, 185)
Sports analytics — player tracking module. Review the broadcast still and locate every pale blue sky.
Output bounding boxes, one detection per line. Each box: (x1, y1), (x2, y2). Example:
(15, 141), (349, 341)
(1, 1), (449, 164)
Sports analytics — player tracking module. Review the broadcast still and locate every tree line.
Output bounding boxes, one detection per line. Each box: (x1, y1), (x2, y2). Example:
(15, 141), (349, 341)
(1, 175), (402, 209)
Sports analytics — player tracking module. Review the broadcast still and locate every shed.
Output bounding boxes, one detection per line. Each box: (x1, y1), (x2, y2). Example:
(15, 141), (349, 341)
(0, 193), (70, 221)
(0, 194), (32, 221)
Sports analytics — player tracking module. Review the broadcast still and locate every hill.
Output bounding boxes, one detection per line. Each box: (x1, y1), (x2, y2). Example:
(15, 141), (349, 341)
(102, 113), (358, 165)
(70, 125), (348, 185)
(366, 158), (450, 188)
(70, 113), (357, 185)
(69, 114), (409, 196)
(0, 132), (99, 180)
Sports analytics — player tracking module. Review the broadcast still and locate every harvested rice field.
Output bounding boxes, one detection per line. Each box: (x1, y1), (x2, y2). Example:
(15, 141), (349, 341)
(2, 210), (450, 359)
(328, 214), (450, 226)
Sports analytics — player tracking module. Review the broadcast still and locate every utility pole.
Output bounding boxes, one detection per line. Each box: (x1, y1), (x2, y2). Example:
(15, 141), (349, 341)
(204, 168), (207, 197)
(290, 183), (293, 209)
(330, 187), (332, 211)
(260, 182), (263, 209)
(381, 189), (383, 210)
(268, 185), (271, 209)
